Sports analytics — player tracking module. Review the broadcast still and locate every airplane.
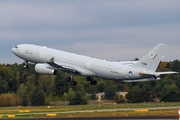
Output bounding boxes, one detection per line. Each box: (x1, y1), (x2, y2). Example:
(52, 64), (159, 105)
(11, 43), (178, 86)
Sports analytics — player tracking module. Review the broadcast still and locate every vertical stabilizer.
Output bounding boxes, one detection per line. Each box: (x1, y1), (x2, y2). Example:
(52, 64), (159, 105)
(134, 43), (166, 71)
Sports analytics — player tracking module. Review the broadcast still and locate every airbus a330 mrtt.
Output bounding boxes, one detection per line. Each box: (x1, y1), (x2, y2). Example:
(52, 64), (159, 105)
(11, 43), (178, 86)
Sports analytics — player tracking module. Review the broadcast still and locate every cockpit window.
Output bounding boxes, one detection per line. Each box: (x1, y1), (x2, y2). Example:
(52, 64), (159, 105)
(15, 46), (18, 48)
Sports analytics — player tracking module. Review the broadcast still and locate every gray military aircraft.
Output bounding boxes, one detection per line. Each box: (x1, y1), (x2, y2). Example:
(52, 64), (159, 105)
(11, 43), (178, 86)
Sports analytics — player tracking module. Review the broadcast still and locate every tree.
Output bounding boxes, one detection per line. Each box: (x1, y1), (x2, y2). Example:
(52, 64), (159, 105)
(104, 85), (116, 100)
(156, 62), (167, 72)
(90, 93), (96, 100)
(25, 81), (35, 105)
(14, 71), (21, 90)
(160, 84), (180, 102)
(16, 83), (28, 106)
(141, 84), (154, 102)
(69, 91), (88, 105)
(0, 93), (21, 106)
(126, 86), (143, 103)
(114, 94), (126, 104)
(72, 84), (86, 96)
(168, 60), (180, 72)
(62, 88), (75, 101)
(154, 82), (161, 97)
(22, 96), (28, 106)
(0, 76), (9, 93)
(55, 71), (69, 96)
(86, 85), (98, 94)
(175, 74), (180, 89)
(31, 86), (45, 106)
(25, 74), (37, 85)
(123, 84), (130, 92)
(97, 80), (106, 92)
(38, 75), (56, 96)
(16, 84), (27, 98)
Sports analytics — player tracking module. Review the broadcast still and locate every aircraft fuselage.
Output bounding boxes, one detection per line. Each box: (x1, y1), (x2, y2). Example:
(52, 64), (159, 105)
(12, 44), (143, 81)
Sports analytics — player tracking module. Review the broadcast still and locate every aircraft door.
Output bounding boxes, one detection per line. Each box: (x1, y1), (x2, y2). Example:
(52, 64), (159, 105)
(119, 67), (127, 75)
(118, 67), (128, 79)
(19, 46), (25, 53)
(86, 62), (91, 69)
(40, 51), (46, 58)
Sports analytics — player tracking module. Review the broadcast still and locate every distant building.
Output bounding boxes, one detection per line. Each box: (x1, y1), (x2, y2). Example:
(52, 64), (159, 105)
(95, 92), (128, 101)
(96, 92), (105, 102)
(116, 92), (128, 101)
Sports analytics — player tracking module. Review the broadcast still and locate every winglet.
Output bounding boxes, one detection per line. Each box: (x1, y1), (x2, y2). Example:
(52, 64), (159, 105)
(47, 57), (56, 65)
(49, 57), (54, 63)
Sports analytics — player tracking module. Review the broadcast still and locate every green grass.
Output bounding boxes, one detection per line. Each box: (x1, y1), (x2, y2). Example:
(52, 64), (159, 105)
(0, 102), (179, 118)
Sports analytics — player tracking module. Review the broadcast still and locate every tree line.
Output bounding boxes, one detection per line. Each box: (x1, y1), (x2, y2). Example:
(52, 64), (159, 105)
(0, 60), (179, 106)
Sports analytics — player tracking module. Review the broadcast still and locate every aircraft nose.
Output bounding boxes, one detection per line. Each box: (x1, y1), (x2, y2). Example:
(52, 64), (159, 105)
(11, 47), (17, 54)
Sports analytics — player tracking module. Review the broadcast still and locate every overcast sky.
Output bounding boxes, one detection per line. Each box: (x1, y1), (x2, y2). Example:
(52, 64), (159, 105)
(1, 0), (180, 64)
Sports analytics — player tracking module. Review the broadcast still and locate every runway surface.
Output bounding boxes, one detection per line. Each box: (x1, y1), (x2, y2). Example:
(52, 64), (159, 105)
(5, 106), (179, 116)
(0, 106), (179, 119)
(0, 116), (178, 120)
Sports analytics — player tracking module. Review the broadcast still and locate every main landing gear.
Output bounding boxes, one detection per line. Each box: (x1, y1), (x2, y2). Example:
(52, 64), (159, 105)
(65, 76), (97, 86)
(86, 77), (97, 85)
(66, 76), (77, 86)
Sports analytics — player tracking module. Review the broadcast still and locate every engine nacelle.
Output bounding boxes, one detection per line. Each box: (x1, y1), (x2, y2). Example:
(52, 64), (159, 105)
(35, 63), (57, 75)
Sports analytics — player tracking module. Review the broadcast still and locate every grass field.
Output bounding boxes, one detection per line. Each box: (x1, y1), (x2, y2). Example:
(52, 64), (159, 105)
(0, 102), (179, 118)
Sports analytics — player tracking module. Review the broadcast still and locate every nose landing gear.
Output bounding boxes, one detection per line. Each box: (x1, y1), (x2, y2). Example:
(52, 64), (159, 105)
(23, 60), (28, 68)
(66, 76), (77, 86)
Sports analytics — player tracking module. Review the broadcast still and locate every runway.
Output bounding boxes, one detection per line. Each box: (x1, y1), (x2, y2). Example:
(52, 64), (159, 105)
(0, 116), (178, 120)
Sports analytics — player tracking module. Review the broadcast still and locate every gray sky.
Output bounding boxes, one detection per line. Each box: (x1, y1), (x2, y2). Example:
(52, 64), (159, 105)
(1, 0), (180, 64)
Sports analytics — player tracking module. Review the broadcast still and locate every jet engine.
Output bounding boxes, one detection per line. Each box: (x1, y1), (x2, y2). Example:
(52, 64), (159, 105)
(35, 63), (57, 75)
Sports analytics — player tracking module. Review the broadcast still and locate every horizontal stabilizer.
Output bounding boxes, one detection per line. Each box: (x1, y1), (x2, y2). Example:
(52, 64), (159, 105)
(155, 71), (178, 76)
(123, 78), (160, 82)
(124, 71), (179, 82)
(123, 71), (178, 82)
(139, 71), (178, 77)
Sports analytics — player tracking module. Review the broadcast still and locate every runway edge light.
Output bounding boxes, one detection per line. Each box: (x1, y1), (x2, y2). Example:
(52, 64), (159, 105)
(178, 109), (180, 120)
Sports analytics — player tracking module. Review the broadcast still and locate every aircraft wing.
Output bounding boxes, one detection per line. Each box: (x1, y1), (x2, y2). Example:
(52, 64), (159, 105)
(47, 57), (95, 76)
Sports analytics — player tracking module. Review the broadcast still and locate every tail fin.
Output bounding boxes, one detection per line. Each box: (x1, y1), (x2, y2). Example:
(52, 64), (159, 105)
(134, 43), (166, 71)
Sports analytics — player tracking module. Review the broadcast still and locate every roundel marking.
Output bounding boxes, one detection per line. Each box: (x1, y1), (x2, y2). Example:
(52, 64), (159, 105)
(149, 52), (155, 59)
